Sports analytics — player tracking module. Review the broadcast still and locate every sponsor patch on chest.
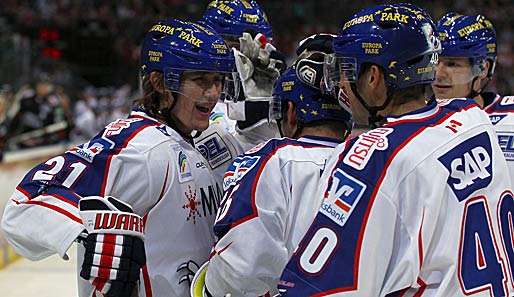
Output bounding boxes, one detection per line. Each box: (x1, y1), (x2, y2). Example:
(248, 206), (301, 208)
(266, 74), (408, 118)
(172, 146), (194, 183)
(497, 131), (514, 161)
(438, 132), (493, 202)
(195, 132), (232, 169)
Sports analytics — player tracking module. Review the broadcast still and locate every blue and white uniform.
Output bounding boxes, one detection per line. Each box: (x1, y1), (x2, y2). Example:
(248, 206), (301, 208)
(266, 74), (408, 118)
(279, 99), (513, 296)
(484, 93), (514, 185)
(205, 136), (341, 296)
(1, 109), (222, 297)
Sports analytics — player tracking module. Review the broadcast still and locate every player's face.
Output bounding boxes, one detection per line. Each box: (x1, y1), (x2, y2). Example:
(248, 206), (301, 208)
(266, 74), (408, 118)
(432, 57), (474, 99)
(338, 66), (386, 126)
(339, 79), (369, 126)
(171, 72), (223, 133)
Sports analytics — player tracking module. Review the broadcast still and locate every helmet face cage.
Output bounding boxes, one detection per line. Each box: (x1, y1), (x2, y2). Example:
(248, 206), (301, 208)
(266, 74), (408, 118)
(323, 54), (357, 97)
(268, 94), (283, 121)
(163, 68), (240, 102)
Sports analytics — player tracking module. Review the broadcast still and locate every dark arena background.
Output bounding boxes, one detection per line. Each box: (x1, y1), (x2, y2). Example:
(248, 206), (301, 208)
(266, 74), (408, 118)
(0, 1), (513, 295)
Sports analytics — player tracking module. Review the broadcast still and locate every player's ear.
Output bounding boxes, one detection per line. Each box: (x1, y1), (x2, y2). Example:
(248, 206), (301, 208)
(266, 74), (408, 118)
(149, 71), (175, 110)
(149, 71), (165, 94)
(367, 65), (384, 90)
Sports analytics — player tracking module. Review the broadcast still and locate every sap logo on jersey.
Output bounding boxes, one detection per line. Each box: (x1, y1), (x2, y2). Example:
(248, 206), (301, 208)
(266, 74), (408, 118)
(320, 169), (366, 227)
(223, 156), (260, 190)
(498, 132), (514, 161)
(196, 132), (231, 169)
(489, 114), (507, 125)
(343, 127), (394, 170)
(438, 132), (493, 202)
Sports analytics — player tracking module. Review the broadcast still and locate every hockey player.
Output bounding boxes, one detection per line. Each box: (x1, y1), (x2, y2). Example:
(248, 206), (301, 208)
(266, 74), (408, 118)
(199, 0), (282, 139)
(1, 19), (235, 297)
(433, 13), (514, 183)
(190, 36), (353, 297)
(279, 4), (513, 296)
(195, 0), (284, 184)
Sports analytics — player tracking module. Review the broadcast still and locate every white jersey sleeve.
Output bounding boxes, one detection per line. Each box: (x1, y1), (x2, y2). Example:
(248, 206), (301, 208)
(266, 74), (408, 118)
(1, 116), (165, 261)
(280, 99), (514, 296)
(205, 137), (340, 296)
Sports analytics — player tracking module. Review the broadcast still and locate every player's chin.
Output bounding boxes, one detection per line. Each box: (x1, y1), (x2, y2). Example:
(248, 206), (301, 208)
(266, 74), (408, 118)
(432, 85), (453, 99)
(194, 119), (210, 132)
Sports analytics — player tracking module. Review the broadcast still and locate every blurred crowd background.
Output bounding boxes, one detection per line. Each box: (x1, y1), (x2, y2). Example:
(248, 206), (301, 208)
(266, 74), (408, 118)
(0, 0), (513, 157)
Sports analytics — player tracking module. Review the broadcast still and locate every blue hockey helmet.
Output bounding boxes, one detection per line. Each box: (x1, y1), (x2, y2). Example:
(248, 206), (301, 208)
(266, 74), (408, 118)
(270, 67), (352, 128)
(140, 18), (237, 98)
(436, 13), (497, 77)
(201, 0), (273, 40)
(325, 4), (440, 94)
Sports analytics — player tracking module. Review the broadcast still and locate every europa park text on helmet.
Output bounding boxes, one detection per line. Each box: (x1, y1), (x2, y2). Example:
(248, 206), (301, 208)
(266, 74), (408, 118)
(140, 18), (239, 101)
(201, 0), (273, 40)
(325, 4), (441, 95)
(269, 67), (352, 127)
(435, 13), (497, 85)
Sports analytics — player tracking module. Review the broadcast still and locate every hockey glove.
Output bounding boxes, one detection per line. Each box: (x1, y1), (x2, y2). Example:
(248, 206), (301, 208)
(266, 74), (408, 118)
(78, 196), (146, 297)
(233, 32), (286, 102)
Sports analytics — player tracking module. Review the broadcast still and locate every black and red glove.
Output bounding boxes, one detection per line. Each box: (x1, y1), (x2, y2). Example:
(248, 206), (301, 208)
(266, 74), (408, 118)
(78, 196), (146, 297)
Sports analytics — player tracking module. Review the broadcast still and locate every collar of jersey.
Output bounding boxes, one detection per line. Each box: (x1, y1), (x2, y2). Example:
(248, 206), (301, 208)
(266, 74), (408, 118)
(298, 135), (341, 147)
(385, 99), (439, 123)
(483, 92), (501, 111)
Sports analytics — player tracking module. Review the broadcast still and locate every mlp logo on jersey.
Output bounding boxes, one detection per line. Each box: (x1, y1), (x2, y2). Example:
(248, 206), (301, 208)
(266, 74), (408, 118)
(343, 127), (394, 170)
(438, 132), (493, 202)
(223, 155), (260, 190)
(320, 169), (366, 227)
(498, 131), (514, 161)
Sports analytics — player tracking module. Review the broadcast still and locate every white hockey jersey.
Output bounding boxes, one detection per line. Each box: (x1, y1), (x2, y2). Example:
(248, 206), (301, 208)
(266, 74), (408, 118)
(194, 108), (278, 186)
(484, 93), (514, 186)
(1, 109), (222, 297)
(205, 136), (341, 296)
(279, 99), (514, 296)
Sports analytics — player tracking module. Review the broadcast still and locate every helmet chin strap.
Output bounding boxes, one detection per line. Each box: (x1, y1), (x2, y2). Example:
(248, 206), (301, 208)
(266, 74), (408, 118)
(350, 83), (393, 128)
(466, 75), (491, 101)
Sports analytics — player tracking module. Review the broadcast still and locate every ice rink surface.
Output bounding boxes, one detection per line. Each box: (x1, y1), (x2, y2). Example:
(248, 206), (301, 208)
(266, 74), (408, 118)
(0, 244), (78, 296)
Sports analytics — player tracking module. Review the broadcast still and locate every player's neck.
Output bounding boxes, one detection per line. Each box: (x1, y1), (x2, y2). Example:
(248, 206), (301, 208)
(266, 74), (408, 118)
(298, 126), (346, 142)
(473, 94), (485, 109)
(380, 96), (428, 118)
